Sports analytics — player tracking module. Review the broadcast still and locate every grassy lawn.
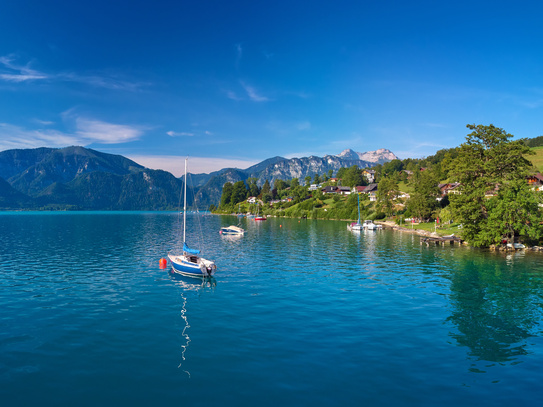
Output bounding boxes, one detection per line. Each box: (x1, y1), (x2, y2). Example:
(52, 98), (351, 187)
(398, 220), (463, 237)
(528, 146), (543, 172)
(398, 181), (414, 193)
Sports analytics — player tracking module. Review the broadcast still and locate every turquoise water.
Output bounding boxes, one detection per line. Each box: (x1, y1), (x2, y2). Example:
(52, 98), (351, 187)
(1, 212), (543, 406)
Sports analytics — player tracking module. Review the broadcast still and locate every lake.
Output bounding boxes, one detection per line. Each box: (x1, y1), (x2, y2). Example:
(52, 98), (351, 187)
(1, 212), (542, 406)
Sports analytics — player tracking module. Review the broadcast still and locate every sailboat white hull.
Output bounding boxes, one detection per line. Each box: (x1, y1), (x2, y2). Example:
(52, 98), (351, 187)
(168, 157), (217, 278)
(168, 253), (216, 277)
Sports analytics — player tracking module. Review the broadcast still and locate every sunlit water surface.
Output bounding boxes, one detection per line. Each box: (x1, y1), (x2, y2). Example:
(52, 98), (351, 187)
(1, 212), (543, 406)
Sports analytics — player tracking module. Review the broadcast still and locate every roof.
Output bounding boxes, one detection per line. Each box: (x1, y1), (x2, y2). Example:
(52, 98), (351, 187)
(364, 183), (378, 192)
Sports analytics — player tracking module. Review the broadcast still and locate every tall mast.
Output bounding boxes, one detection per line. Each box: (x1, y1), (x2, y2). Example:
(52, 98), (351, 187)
(357, 193), (360, 224)
(183, 157), (187, 245)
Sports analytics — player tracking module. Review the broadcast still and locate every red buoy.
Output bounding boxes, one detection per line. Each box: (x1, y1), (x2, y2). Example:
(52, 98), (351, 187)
(159, 258), (167, 269)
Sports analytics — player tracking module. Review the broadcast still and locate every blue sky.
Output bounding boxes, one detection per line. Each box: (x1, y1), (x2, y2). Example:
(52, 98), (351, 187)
(1, 0), (542, 176)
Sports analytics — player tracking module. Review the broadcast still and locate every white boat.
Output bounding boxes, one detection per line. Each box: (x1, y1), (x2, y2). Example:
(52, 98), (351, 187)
(507, 242), (525, 249)
(168, 158), (217, 278)
(362, 220), (382, 230)
(220, 225), (245, 235)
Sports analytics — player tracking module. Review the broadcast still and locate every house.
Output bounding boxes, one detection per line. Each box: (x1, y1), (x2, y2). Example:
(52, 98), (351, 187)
(322, 185), (339, 194)
(527, 173), (543, 191)
(309, 184), (322, 191)
(446, 183), (461, 195)
(362, 183), (378, 202)
(438, 182), (461, 197)
(352, 186), (367, 194)
(337, 186), (351, 195)
(247, 196), (257, 204)
(362, 170), (375, 183)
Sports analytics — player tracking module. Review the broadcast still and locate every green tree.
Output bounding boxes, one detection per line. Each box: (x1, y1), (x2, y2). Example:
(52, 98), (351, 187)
(291, 178), (300, 188)
(343, 165), (364, 187)
(231, 181), (248, 205)
(377, 177), (398, 216)
(481, 179), (542, 245)
(304, 176), (312, 187)
(336, 167), (347, 180)
(274, 179), (287, 192)
(382, 159), (403, 177)
(220, 182), (234, 208)
(407, 169), (441, 220)
(313, 174), (320, 184)
(261, 179), (272, 203)
(247, 177), (260, 197)
(449, 124), (536, 246)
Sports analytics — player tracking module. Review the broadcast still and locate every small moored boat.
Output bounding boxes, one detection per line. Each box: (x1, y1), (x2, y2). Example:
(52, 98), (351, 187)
(220, 225), (245, 235)
(362, 220), (382, 230)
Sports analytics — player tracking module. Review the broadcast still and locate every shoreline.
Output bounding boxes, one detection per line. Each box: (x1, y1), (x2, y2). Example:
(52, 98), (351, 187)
(375, 220), (445, 238)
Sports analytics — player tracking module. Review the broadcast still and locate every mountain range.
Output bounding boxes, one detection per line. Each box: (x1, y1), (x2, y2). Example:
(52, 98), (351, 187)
(0, 146), (397, 210)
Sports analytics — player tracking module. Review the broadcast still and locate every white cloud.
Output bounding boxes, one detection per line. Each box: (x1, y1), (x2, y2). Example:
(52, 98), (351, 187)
(167, 131), (195, 137)
(0, 73), (48, 82)
(0, 55), (49, 82)
(0, 116), (143, 151)
(33, 119), (55, 126)
(0, 54), (144, 91)
(226, 90), (242, 101)
(75, 118), (142, 143)
(127, 155), (258, 176)
(240, 81), (270, 102)
(0, 123), (83, 150)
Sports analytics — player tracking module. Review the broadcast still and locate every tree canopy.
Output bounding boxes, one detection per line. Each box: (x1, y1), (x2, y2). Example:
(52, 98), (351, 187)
(449, 124), (540, 246)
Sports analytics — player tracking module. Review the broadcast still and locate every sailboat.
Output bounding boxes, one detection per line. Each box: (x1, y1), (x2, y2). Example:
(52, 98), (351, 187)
(347, 193), (363, 231)
(254, 204), (266, 221)
(168, 158), (217, 278)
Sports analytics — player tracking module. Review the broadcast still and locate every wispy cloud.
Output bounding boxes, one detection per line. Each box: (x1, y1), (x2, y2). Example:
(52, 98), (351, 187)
(33, 119), (55, 126)
(226, 89), (242, 101)
(74, 118), (142, 144)
(0, 115), (144, 151)
(0, 122), (83, 151)
(0, 54), (145, 91)
(127, 155), (258, 176)
(0, 55), (49, 82)
(167, 131), (195, 137)
(240, 81), (270, 102)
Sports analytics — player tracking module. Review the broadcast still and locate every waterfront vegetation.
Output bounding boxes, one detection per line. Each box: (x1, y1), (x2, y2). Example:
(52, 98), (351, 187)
(215, 124), (543, 247)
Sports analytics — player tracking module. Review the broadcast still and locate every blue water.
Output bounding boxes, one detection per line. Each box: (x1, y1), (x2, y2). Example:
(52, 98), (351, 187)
(1, 212), (543, 406)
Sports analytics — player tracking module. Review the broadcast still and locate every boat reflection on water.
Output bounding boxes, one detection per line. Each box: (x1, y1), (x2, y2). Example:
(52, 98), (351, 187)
(169, 272), (216, 377)
(220, 233), (244, 242)
(169, 271), (217, 290)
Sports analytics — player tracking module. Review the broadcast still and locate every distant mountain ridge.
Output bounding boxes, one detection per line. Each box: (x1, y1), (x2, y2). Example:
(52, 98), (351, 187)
(336, 148), (397, 164)
(0, 146), (397, 209)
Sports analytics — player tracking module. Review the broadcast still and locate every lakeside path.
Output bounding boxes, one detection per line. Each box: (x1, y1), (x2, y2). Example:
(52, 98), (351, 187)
(376, 220), (446, 238)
